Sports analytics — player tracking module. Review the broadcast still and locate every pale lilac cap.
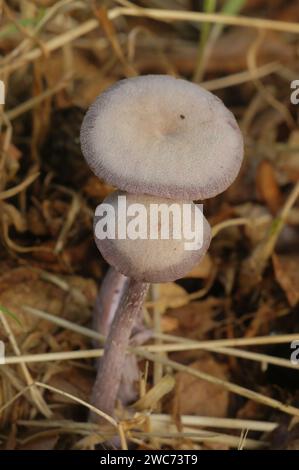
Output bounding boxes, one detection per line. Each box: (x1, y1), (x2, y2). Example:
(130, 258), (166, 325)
(94, 191), (211, 283)
(81, 75), (244, 200)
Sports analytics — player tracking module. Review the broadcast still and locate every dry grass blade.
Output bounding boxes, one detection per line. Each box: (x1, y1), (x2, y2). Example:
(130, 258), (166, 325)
(151, 283), (164, 393)
(242, 181), (299, 287)
(0, 19), (99, 74)
(133, 375), (175, 411)
(155, 332), (299, 350)
(4, 349), (103, 364)
(109, 6), (299, 34)
(23, 304), (299, 351)
(202, 62), (282, 91)
(23, 305), (105, 342)
(4, 344), (298, 372)
(130, 429), (266, 449)
(138, 351), (299, 418)
(2, 4), (299, 76)
(1, 0), (85, 67)
(151, 414), (277, 432)
(54, 193), (81, 254)
(94, 5), (137, 77)
(0, 172), (39, 200)
(0, 313), (52, 418)
(6, 80), (69, 121)
(5, 346), (299, 418)
(203, 346), (299, 370)
(0, 380), (127, 448)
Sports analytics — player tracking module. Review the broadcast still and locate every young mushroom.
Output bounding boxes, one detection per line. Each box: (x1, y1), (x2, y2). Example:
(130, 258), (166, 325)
(80, 74), (244, 421)
(91, 191), (211, 418)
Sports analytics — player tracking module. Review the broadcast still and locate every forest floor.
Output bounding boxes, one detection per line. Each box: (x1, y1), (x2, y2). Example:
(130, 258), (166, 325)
(0, 0), (299, 450)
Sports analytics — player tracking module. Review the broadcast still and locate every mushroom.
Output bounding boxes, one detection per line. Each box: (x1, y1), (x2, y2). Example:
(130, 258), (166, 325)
(80, 75), (243, 201)
(91, 191), (211, 418)
(80, 74), (244, 422)
(95, 191), (211, 283)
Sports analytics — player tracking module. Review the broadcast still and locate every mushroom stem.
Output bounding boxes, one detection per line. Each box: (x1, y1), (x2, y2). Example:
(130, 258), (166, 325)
(93, 267), (128, 339)
(91, 279), (149, 419)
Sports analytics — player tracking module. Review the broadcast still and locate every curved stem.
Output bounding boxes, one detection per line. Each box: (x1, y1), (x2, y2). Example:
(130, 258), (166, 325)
(91, 279), (149, 420)
(93, 267), (128, 339)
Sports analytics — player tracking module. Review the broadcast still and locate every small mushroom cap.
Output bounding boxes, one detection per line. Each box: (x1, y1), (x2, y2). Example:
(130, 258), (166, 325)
(94, 191), (211, 283)
(81, 75), (244, 200)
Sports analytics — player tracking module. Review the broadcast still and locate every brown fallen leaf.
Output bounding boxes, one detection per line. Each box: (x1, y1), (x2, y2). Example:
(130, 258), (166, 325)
(0, 266), (97, 335)
(160, 315), (179, 333)
(48, 368), (93, 403)
(184, 254), (213, 279)
(169, 298), (223, 340)
(0, 135), (22, 181)
(83, 175), (114, 200)
(237, 398), (267, 422)
(40, 51), (115, 108)
(146, 283), (188, 314)
(244, 303), (275, 338)
(271, 421), (299, 450)
(273, 254), (299, 307)
(274, 1), (299, 22)
(18, 433), (59, 451)
(278, 131), (299, 183)
(170, 354), (229, 418)
(256, 160), (282, 214)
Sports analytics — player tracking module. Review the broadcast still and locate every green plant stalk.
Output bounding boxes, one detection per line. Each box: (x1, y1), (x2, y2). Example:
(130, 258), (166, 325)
(193, 0), (246, 83)
(0, 304), (22, 326)
(193, 0), (217, 83)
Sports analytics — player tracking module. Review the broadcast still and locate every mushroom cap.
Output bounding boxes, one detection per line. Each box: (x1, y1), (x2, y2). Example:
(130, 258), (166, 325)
(94, 191), (211, 283)
(81, 75), (244, 201)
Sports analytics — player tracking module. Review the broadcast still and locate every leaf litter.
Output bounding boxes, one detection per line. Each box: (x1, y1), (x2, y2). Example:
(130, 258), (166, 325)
(0, 0), (299, 451)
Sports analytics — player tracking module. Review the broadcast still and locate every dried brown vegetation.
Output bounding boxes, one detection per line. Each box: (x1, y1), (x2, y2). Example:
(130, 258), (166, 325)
(0, 0), (299, 451)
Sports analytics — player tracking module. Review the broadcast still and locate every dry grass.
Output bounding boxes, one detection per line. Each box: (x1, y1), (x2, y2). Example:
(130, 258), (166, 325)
(1, 0), (299, 451)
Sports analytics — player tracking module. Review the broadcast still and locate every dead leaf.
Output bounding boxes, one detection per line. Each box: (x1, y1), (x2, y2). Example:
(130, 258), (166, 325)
(278, 131), (299, 183)
(0, 135), (22, 181)
(146, 283), (188, 314)
(18, 433), (58, 450)
(133, 375), (175, 411)
(83, 175), (114, 200)
(184, 254), (213, 279)
(0, 267), (97, 335)
(256, 160), (282, 214)
(273, 254), (299, 306)
(39, 51), (115, 108)
(170, 354), (229, 418)
(161, 315), (179, 333)
(48, 368), (94, 403)
(169, 298), (223, 340)
(235, 203), (272, 245)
